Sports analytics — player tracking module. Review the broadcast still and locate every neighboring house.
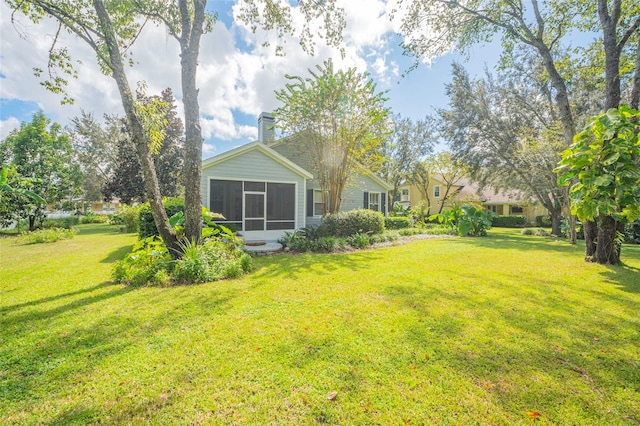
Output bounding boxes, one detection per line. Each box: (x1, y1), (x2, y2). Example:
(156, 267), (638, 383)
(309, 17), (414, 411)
(399, 177), (547, 225)
(201, 113), (392, 241)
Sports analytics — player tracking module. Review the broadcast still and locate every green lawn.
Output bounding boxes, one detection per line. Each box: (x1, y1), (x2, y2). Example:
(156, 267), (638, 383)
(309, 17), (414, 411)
(1, 224), (639, 425)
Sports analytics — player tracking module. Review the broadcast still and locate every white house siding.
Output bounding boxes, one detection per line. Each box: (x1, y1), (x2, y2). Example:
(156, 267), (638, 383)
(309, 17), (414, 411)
(201, 149), (307, 240)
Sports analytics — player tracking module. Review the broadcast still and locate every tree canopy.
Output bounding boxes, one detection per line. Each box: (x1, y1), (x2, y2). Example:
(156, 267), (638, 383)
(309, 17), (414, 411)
(274, 59), (390, 214)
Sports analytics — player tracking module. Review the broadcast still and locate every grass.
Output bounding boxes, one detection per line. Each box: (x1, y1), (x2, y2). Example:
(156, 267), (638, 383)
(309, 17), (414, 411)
(1, 224), (639, 425)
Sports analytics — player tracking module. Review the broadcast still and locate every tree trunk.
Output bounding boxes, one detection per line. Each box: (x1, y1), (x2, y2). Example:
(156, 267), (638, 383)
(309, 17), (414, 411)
(93, 0), (179, 256)
(28, 215), (36, 232)
(550, 210), (562, 236)
(179, 0), (206, 243)
(595, 215), (620, 264)
(583, 220), (598, 262)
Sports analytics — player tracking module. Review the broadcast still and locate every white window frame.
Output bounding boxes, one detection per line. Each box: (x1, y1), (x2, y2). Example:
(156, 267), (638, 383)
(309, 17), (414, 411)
(369, 192), (381, 212)
(434, 185), (441, 198)
(400, 189), (409, 202)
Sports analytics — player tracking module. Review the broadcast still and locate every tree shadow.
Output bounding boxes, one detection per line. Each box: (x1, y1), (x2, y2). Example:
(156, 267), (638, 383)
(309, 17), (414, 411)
(250, 250), (383, 281)
(0, 282), (114, 314)
(457, 232), (583, 254)
(101, 244), (134, 263)
(598, 263), (640, 293)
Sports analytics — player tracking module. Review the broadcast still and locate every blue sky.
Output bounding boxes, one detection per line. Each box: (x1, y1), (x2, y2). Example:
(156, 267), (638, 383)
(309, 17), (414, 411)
(0, 1), (501, 156)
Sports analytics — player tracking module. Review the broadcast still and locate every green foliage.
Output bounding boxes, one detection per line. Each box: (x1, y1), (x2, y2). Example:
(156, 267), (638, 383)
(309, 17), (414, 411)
(16, 227), (77, 244)
(384, 216), (412, 230)
(112, 236), (172, 286)
(348, 233), (372, 249)
(535, 215), (552, 227)
(0, 112), (81, 231)
(274, 59), (390, 213)
(430, 205), (494, 237)
(138, 198), (185, 239)
(42, 216), (80, 229)
(491, 215), (526, 228)
(557, 106), (640, 223)
(79, 212), (109, 224)
(113, 233), (251, 286)
(624, 220), (640, 244)
(118, 205), (142, 233)
(322, 209), (385, 237)
(521, 229), (534, 235)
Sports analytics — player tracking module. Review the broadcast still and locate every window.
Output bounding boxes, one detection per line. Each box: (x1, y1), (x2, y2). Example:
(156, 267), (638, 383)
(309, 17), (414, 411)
(511, 206), (524, 214)
(210, 180), (243, 230)
(266, 183), (295, 230)
(487, 205), (498, 213)
(369, 192), (380, 212)
(313, 190), (325, 216)
(434, 185), (441, 198)
(400, 189), (409, 202)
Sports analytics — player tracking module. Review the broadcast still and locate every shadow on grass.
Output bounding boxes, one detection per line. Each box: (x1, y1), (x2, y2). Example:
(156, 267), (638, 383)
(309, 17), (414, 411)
(457, 231), (582, 253)
(599, 263), (640, 293)
(250, 250), (382, 281)
(1, 282), (137, 325)
(101, 244), (134, 263)
(0, 282), (114, 314)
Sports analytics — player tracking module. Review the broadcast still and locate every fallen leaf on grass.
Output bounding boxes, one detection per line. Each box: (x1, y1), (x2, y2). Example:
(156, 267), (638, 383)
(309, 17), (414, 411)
(255, 347), (262, 352)
(410, 365), (417, 370)
(526, 411), (541, 418)
(327, 391), (338, 400)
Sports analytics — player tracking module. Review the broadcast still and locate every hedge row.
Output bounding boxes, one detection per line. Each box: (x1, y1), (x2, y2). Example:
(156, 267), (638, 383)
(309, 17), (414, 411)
(384, 216), (412, 229)
(492, 215), (526, 227)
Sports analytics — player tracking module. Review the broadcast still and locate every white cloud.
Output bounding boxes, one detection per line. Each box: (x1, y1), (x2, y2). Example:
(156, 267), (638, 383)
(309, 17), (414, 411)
(0, 116), (20, 139)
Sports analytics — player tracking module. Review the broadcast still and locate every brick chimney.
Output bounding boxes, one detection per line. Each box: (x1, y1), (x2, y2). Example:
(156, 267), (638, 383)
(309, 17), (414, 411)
(258, 112), (275, 143)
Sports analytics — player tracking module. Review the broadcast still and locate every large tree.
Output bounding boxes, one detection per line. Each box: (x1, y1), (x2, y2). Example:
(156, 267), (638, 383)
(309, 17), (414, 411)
(69, 111), (121, 203)
(379, 115), (433, 208)
(274, 59), (390, 214)
(0, 111), (81, 230)
(395, 0), (640, 263)
(103, 88), (185, 204)
(439, 62), (572, 235)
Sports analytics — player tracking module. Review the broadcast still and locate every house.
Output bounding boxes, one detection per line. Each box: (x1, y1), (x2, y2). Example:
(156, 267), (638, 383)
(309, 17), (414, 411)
(399, 177), (547, 225)
(201, 113), (392, 241)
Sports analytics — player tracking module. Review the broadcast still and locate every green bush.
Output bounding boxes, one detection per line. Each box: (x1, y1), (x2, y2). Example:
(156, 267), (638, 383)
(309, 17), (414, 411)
(521, 229), (534, 235)
(138, 198), (185, 239)
(384, 216), (412, 230)
(535, 215), (552, 227)
(113, 235), (251, 286)
(17, 227), (77, 244)
(430, 206), (494, 237)
(534, 228), (551, 237)
(322, 209), (385, 237)
(119, 205), (142, 233)
(42, 216), (80, 229)
(624, 220), (640, 244)
(492, 215), (526, 228)
(79, 212), (109, 224)
(348, 232), (372, 249)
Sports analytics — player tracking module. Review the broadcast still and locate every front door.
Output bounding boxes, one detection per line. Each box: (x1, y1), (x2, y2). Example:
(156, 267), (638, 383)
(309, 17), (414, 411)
(244, 192), (265, 241)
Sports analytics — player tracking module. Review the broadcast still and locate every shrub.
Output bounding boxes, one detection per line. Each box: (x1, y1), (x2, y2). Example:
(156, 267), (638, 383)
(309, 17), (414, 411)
(521, 229), (534, 235)
(112, 236), (172, 286)
(492, 215), (526, 228)
(322, 209), (385, 237)
(119, 205), (142, 233)
(138, 198), (185, 239)
(348, 232), (372, 249)
(534, 228), (551, 237)
(385, 216), (412, 230)
(42, 216), (79, 229)
(79, 212), (109, 224)
(113, 236), (252, 286)
(624, 220), (640, 244)
(430, 206), (494, 237)
(535, 215), (552, 227)
(17, 227), (77, 244)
